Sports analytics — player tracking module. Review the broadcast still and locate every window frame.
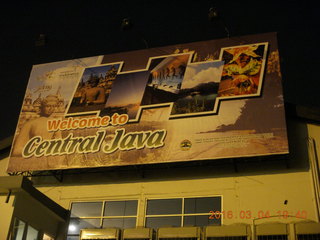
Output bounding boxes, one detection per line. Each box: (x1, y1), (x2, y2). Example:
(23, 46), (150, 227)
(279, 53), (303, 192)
(10, 217), (41, 240)
(67, 199), (139, 237)
(144, 195), (223, 227)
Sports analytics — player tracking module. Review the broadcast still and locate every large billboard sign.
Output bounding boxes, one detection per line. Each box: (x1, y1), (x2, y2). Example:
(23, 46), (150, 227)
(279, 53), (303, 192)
(7, 32), (289, 172)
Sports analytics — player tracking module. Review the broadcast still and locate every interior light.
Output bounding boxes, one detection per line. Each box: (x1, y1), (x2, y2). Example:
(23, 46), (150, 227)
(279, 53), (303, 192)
(68, 224), (77, 232)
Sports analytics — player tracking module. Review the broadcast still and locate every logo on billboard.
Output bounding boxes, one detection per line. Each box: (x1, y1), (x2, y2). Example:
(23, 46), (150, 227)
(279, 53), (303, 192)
(180, 139), (192, 151)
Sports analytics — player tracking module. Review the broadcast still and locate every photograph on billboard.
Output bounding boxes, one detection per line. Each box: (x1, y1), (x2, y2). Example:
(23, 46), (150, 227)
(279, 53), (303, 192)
(7, 32), (289, 172)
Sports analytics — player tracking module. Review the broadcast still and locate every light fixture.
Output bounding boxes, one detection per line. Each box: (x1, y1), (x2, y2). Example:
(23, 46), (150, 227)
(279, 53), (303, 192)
(208, 7), (219, 21)
(208, 6), (230, 38)
(68, 224), (77, 232)
(121, 18), (133, 31)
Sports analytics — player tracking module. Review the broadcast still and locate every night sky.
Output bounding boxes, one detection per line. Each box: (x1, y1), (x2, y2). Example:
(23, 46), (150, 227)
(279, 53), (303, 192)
(0, 1), (319, 141)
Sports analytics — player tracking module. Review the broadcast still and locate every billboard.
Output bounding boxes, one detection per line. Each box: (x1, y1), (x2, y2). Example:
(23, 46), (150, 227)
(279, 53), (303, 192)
(7, 32), (289, 172)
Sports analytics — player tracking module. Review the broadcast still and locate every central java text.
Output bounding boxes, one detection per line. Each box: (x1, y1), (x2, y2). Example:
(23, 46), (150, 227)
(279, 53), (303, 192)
(22, 128), (167, 158)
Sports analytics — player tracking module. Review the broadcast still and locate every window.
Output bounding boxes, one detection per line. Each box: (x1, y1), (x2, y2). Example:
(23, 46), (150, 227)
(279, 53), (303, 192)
(67, 200), (138, 239)
(207, 237), (246, 240)
(258, 236), (288, 240)
(145, 197), (221, 228)
(10, 218), (40, 240)
(26, 225), (39, 240)
(297, 234), (320, 240)
(12, 218), (26, 240)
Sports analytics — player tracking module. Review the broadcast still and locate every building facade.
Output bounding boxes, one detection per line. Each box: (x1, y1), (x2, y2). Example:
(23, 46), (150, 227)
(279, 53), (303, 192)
(1, 118), (319, 239)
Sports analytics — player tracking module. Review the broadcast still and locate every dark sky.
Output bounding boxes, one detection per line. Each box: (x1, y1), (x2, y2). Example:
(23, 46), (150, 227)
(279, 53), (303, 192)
(0, 1), (319, 140)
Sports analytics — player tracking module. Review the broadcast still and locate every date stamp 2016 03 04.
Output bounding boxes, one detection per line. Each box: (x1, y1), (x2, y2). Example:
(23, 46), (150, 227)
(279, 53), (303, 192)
(208, 210), (308, 220)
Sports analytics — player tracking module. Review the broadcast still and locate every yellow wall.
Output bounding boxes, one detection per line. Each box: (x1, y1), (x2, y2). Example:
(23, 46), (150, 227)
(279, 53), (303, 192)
(0, 195), (15, 240)
(307, 123), (320, 168)
(0, 155), (9, 176)
(33, 120), (320, 226)
(0, 156), (13, 240)
(36, 170), (317, 226)
(306, 123), (320, 222)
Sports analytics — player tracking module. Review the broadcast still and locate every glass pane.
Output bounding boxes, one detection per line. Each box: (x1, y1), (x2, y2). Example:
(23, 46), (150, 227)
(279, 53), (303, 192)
(184, 215), (221, 227)
(26, 225), (39, 240)
(68, 218), (100, 235)
(104, 200), (138, 216)
(184, 197), (221, 214)
(258, 236), (287, 240)
(12, 218), (26, 240)
(66, 237), (78, 240)
(146, 199), (182, 215)
(145, 216), (181, 228)
(102, 217), (136, 228)
(71, 202), (103, 217)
